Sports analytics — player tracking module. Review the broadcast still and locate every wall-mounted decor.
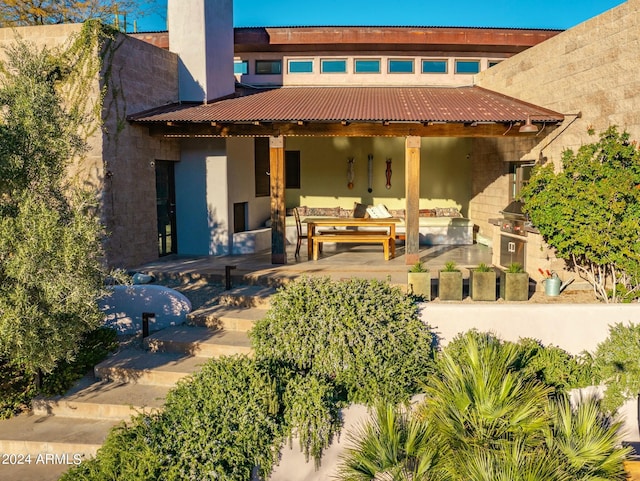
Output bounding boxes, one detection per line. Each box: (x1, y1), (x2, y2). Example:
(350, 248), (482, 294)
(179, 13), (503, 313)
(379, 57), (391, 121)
(385, 158), (392, 189)
(368, 154), (373, 193)
(347, 157), (355, 189)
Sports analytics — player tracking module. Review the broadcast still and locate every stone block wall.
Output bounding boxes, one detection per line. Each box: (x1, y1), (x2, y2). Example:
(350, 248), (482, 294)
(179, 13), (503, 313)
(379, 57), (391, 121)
(100, 33), (180, 268)
(476, 0), (640, 164)
(469, 136), (537, 237)
(470, 0), (640, 285)
(0, 25), (181, 268)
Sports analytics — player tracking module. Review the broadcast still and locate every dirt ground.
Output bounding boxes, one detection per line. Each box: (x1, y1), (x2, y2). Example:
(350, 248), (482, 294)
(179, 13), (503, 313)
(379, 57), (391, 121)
(526, 287), (600, 303)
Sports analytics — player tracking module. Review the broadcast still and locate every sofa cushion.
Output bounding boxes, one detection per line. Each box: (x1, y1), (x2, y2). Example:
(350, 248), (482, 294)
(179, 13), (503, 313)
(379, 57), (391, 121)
(435, 207), (463, 218)
(339, 208), (354, 218)
(305, 206), (340, 217)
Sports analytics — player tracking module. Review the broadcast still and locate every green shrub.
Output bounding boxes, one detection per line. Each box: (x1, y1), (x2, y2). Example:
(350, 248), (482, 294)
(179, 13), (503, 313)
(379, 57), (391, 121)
(41, 327), (118, 395)
(0, 327), (117, 419)
(282, 373), (341, 468)
(442, 261), (459, 272)
(594, 322), (640, 412)
(515, 338), (595, 392)
(59, 412), (164, 480)
(476, 263), (493, 273)
(251, 277), (436, 404)
(443, 330), (594, 393)
(63, 355), (283, 481)
(506, 262), (525, 273)
(409, 261), (428, 273)
(0, 357), (36, 419)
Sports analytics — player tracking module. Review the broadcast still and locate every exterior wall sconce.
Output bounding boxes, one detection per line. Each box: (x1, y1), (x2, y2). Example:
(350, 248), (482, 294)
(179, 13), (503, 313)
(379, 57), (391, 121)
(519, 115), (539, 133)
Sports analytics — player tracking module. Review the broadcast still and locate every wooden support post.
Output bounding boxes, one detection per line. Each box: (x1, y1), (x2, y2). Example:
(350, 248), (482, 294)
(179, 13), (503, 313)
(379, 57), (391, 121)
(269, 136), (287, 264)
(405, 136), (421, 265)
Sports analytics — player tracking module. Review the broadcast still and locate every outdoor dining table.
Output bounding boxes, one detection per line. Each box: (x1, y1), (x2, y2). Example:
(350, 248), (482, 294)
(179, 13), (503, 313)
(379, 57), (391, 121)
(304, 217), (402, 259)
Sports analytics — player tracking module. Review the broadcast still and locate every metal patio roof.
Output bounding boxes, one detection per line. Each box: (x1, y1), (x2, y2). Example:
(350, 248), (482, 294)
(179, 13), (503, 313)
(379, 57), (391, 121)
(128, 86), (564, 126)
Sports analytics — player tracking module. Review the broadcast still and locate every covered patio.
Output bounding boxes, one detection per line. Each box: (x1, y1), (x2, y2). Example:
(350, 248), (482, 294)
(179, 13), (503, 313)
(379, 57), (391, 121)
(129, 85), (564, 266)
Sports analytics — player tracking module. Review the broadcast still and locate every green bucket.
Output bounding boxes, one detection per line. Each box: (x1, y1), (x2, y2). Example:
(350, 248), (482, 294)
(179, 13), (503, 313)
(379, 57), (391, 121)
(544, 276), (561, 296)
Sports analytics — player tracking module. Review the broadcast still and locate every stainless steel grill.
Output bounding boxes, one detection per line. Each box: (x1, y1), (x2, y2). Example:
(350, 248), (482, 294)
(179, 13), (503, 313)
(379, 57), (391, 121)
(499, 201), (527, 269)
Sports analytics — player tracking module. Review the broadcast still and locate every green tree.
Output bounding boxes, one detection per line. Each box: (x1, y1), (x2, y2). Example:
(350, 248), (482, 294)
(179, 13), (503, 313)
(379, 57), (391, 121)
(419, 332), (553, 463)
(0, 0), (159, 29)
(520, 126), (640, 302)
(0, 27), (108, 376)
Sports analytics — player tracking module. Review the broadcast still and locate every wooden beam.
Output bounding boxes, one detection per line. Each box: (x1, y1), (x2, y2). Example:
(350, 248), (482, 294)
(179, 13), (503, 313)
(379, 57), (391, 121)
(269, 136), (287, 264)
(147, 121), (557, 139)
(405, 136), (421, 265)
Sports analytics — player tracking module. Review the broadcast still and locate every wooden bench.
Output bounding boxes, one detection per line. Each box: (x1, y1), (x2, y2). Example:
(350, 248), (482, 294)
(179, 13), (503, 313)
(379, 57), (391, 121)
(312, 232), (393, 260)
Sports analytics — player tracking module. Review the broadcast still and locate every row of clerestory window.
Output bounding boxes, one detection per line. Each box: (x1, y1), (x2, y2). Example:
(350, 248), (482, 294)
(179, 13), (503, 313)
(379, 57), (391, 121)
(234, 58), (502, 76)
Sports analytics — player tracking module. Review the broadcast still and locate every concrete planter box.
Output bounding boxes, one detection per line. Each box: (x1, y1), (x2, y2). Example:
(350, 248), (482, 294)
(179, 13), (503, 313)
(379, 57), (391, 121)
(499, 271), (530, 301)
(469, 269), (496, 301)
(407, 272), (430, 301)
(439, 271), (463, 301)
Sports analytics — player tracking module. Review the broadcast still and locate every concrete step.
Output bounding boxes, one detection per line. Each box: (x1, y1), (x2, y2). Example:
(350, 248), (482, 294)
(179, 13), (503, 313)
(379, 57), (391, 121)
(144, 325), (253, 357)
(218, 285), (276, 308)
(0, 461), (73, 481)
(32, 378), (169, 421)
(0, 413), (119, 458)
(187, 304), (267, 331)
(94, 348), (207, 386)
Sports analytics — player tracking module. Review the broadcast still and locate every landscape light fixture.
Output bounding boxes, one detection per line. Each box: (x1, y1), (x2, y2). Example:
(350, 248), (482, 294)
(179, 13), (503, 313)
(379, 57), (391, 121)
(519, 116), (538, 133)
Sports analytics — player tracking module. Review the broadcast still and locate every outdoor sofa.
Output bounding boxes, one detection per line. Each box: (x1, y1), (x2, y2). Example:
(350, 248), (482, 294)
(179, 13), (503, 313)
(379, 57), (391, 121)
(274, 204), (474, 246)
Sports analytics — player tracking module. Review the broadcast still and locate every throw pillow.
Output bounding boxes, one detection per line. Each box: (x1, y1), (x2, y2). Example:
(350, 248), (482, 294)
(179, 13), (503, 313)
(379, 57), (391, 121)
(353, 202), (370, 218)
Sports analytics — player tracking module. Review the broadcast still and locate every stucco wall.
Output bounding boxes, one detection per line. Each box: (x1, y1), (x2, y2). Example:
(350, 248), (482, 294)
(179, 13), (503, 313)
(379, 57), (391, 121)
(175, 139), (230, 256)
(285, 137), (473, 214)
(226, 138), (271, 229)
(101, 33), (180, 268)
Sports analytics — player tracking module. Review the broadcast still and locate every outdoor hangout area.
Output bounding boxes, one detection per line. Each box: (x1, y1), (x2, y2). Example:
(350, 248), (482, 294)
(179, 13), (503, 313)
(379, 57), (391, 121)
(2, 0), (640, 478)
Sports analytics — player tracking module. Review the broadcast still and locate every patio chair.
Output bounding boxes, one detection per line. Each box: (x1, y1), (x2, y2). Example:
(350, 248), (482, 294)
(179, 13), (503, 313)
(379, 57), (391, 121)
(293, 207), (304, 257)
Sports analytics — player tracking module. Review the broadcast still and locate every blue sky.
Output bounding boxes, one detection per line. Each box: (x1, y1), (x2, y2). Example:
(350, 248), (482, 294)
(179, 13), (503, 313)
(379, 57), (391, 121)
(133, 0), (626, 32)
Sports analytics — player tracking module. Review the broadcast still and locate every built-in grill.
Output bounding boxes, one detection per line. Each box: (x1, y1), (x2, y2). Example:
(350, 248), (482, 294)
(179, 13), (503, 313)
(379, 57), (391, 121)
(499, 200), (528, 269)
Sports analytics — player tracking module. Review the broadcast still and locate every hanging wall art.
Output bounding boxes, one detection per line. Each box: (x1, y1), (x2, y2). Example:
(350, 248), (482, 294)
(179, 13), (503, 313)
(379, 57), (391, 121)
(347, 157), (355, 189)
(385, 158), (392, 189)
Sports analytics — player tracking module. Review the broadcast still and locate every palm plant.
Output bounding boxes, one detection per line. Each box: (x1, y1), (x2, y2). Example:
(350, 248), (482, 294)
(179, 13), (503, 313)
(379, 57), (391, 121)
(417, 331), (552, 455)
(545, 394), (631, 480)
(456, 440), (569, 481)
(338, 331), (631, 481)
(337, 403), (441, 481)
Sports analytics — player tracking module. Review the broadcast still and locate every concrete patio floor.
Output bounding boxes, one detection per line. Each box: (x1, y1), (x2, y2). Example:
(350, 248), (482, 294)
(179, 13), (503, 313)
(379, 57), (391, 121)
(134, 242), (596, 302)
(135, 242), (493, 286)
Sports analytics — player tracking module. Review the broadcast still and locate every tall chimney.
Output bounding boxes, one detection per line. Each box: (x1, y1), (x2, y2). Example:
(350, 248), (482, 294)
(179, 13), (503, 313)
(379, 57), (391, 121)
(168, 0), (235, 103)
